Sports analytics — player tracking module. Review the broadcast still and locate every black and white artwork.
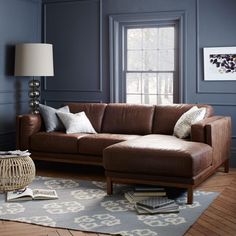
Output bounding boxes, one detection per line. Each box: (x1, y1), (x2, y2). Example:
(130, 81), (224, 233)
(203, 47), (236, 81)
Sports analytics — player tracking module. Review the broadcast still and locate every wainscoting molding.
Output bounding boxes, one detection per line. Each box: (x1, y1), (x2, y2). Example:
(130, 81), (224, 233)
(0, 0), (41, 150)
(43, 99), (102, 107)
(196, 0), (236, 94)
(206, 103), (236, 106)
(43, 0), (103, 93)
(0, 94), (28, 105)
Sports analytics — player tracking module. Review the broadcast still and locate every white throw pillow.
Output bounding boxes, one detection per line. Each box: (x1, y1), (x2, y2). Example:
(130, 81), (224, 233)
(56, 111), (97, 134)
(173, 106), (206, 138)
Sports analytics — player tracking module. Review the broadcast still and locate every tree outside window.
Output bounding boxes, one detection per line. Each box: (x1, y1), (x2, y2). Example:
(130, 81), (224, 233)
(125, 26), (176, 105)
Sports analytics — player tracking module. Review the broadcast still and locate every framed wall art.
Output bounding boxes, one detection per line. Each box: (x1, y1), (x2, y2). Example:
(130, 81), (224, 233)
(203, 47), (236, 81)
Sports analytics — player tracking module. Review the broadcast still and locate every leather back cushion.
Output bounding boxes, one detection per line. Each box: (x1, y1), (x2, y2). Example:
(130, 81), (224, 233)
(152, 104), (214, 134)
(66, 103), (107, 132)
(102, 103), (154, 134)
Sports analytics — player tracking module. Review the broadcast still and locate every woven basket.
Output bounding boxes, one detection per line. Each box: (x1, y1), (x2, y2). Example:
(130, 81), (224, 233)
(0, 156), (35, 191)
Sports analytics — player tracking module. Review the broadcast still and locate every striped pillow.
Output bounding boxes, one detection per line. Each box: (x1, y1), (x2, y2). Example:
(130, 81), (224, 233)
(173, 106), (206, 138)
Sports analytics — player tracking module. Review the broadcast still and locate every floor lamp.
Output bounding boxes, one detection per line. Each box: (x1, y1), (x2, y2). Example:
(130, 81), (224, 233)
(14, 43), (54, 114)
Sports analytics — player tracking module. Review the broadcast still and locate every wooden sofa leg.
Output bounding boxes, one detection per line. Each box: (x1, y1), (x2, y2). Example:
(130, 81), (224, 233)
(107, 177), (113, 195)
(224, 159), (229, 173)
(187, 187), (193, 204)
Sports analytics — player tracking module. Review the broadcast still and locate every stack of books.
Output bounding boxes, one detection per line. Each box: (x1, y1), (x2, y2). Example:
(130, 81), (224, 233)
(125, 186), (166, 203)
(125, 186), (179, 214)
(133, 186), (166, 196)
(135, 196), (179, 214)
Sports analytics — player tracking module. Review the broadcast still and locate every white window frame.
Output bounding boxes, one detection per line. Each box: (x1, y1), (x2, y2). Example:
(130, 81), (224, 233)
(109, 11), (186, 103)
(124, 24), (177, 104)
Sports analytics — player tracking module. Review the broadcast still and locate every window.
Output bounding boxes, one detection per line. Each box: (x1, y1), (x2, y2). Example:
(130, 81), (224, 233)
(109, 12), (185, 104)
(124, 25), (177, 105)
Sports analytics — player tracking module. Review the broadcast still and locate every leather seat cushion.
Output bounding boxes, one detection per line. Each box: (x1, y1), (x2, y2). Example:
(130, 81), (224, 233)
(30, 132), (89, 153)
(78, 133), (140, 156)
(103, 134), (213, 178)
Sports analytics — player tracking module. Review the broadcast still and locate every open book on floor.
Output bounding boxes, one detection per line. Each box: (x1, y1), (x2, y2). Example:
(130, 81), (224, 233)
(7, 188), (58, 202)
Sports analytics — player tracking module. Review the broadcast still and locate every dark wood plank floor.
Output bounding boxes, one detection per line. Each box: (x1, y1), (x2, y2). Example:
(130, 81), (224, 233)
(0, 161), (236, 236)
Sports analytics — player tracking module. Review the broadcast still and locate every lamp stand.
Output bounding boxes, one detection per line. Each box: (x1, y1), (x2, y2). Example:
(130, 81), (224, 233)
(28, 77), (40, 114)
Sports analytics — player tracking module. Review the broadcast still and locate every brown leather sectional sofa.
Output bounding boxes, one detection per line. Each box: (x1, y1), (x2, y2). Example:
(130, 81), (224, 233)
(16, 103), (232, 204)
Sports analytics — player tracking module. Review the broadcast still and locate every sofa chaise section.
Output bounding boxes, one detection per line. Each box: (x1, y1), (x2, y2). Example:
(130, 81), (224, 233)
(103, 112), (231, 204)
(103, 134), (213, 204)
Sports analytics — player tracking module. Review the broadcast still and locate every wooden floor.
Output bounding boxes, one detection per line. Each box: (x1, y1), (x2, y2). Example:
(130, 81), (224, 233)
(0, 162), (236, 236)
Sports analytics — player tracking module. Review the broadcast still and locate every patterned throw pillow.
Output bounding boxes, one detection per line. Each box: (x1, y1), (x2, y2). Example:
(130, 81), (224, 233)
(56, 111), (97, 134)
(173, 106), (206, 138)
(39, 104), (70, 132)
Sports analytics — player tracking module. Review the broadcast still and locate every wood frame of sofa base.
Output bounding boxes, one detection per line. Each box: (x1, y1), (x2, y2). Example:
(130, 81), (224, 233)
(106, 159), (229, 204)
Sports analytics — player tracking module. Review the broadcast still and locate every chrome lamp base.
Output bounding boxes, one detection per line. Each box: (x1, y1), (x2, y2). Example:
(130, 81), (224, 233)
(28, 78), (40, 114)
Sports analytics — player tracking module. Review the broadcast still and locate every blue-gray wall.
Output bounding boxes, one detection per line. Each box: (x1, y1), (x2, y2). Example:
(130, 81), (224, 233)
(1, 0), (236, 167)
(43, 0), (236, 166)
(0, 0), (41, 150)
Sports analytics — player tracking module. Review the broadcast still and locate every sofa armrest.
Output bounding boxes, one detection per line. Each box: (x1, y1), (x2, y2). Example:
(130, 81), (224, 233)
(191, 116), (232, 168)
(16, 114), (42, 150)
(191, 116), (222, 143)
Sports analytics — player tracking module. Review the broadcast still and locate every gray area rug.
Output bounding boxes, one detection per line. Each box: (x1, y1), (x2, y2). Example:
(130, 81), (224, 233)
(0, 176), (219, 236)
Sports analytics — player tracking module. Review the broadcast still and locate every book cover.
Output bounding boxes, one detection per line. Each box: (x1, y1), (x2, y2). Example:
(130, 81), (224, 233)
(136, 196), (175, 209)
(135, 203), (179, 214)
(133, 191), (166, 197)
(124, 191), (150, 204)
(136, 202), (179, 212)
(134, 186), (165, 192)
(7, 188), (58, 202)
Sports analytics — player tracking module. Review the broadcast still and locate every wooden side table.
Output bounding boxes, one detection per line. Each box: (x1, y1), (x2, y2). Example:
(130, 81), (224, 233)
(0, 155), (35, 191)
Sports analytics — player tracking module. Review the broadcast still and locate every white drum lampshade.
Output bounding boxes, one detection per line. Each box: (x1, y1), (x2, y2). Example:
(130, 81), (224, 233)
(14, 43), (54, 114)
